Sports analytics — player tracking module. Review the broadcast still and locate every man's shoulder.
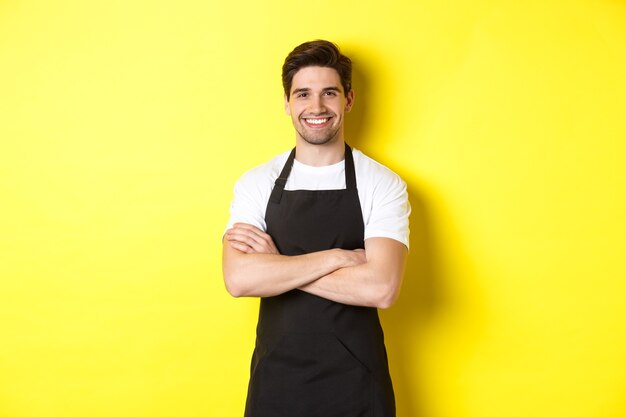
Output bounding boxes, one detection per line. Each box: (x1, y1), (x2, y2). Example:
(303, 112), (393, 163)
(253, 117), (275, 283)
(352, 149), (406, 187)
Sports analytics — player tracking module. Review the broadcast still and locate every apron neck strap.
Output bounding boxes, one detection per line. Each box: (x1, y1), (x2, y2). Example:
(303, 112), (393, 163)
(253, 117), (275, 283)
(269, 148), (296, 204)
(269, 143), (356, 204)
(344, 143), (357, 190)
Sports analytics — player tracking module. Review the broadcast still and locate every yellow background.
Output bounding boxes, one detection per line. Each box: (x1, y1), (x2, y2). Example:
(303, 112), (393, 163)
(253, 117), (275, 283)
(1, 0), (625, 416)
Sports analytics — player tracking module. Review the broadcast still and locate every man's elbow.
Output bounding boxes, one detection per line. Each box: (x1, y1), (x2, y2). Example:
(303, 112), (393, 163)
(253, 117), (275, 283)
(375, 290), (398, 310)
(222, 248), (254, 298)
(225, 283), (243, 298)
(223, 270), (247, 298)
(374, 278), (402, 310)
(224, 279), (241, 298)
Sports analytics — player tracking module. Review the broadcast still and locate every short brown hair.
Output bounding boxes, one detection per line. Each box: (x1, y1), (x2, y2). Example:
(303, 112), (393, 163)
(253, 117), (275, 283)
(282, 40), (352, 100)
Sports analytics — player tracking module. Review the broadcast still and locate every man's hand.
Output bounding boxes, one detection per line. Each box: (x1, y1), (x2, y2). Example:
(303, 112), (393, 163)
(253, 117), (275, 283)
(225, 223), (366, 266)
(222, 223), (368, 298)
(223, 223), (405, 308)
(333, 247), (367, 268)
(225, 223), (279, 254)
(225, 223), (367, 268)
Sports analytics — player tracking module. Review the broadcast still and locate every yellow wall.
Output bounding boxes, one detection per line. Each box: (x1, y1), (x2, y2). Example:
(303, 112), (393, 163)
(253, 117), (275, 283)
(1, 1), (625, 416)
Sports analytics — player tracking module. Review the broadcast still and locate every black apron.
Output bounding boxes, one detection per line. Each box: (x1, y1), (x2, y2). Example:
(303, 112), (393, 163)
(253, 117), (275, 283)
(244, 144), (395, 417)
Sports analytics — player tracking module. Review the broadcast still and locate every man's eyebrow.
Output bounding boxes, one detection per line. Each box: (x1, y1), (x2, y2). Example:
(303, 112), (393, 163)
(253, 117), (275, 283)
(291, 86), (342, 96)
(291, 88), (310, 95)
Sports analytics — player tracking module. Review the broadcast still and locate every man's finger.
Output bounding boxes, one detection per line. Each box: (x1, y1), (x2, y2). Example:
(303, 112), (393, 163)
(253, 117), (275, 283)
(227, 227), (264, 245)
(232, 223), (272, 238)
(228, 240), (253, 253)
(227, 231), (266, 251)
(231, 224), (274, 246)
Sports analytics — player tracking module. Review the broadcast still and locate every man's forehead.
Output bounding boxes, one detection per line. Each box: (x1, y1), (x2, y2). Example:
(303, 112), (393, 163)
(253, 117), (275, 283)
(290, 66), (343, 92)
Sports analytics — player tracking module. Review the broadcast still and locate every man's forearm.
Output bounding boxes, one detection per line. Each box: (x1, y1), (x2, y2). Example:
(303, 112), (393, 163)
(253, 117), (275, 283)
(298, 263), (400, 309)
(299, 238), (407, 309)
(222, 243), (365, 298)
(221, 224), (402, 304)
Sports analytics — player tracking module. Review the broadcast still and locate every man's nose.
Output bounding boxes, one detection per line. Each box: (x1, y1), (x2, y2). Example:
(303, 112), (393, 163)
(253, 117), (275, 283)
(309, 95), (326, 114)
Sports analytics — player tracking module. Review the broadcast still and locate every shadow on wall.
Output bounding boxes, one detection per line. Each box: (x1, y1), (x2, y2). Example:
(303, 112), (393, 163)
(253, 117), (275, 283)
(344, 63), (370, 148)
(382, 188), (442, 417)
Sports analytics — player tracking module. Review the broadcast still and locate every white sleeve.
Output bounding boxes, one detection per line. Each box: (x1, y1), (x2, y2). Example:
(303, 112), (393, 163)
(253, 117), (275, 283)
(226, 180), (266, 232)
(363, 169), (411, 249)
(224, 153), (289, 234)
(225, 171), (271, 233)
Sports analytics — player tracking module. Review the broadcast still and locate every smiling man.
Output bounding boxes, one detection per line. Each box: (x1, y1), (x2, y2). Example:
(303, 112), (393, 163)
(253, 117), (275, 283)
(223, 40), (410, 417)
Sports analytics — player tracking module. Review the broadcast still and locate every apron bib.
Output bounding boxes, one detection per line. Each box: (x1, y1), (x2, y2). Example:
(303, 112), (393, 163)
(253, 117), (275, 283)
(244, 144), (395, 417)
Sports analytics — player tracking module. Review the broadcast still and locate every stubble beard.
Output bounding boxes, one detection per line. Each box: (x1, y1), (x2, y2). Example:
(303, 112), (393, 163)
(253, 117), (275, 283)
(296, 119), (342, 146)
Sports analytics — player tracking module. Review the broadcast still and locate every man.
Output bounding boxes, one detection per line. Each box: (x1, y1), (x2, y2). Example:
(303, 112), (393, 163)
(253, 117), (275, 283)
(223, 40), (410, 417)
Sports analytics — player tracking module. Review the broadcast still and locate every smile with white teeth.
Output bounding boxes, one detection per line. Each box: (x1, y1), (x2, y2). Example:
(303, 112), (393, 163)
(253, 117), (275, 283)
(304, 117), (330, 125)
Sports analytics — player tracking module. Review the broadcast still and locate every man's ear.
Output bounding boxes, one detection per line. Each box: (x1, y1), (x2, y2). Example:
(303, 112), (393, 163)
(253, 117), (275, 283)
(345, 90), (355, 112)
(284, 94), (291, 115)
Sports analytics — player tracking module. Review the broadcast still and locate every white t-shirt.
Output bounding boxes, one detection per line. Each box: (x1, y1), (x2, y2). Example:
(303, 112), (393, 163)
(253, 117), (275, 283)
(226, 148), (410, 248)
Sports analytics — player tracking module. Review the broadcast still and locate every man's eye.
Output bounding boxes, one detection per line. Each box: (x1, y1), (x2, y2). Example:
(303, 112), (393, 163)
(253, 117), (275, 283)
(297, 93), (308, 98)
(324, 91), (336, 96)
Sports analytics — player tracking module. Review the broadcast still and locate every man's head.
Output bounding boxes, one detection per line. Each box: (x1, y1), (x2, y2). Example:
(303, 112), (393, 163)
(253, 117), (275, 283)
(282, 40), (355, 147)
(282, 40), (352, 100)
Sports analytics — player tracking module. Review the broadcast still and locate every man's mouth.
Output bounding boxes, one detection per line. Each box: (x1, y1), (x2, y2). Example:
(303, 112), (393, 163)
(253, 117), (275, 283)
(303, 117), (332, 127)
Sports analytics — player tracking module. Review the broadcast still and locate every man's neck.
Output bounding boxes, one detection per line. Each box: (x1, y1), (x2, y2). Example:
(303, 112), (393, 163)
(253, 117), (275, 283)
(294, 138), (346, 167)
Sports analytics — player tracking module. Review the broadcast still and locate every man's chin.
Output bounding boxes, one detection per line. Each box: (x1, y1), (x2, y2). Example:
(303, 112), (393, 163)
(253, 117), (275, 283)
(303, 137), (333, 146)
(299, 130), (341, 146)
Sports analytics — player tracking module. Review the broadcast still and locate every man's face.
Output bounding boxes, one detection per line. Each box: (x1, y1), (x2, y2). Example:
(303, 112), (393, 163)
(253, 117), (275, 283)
(285, 66), (354, 146)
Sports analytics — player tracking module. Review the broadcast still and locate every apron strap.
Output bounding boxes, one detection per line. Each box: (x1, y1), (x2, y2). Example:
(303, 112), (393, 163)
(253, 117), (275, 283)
(269, 143), (357, 204)
(269, 148), (296, 204)
(344, 143), (357, 191)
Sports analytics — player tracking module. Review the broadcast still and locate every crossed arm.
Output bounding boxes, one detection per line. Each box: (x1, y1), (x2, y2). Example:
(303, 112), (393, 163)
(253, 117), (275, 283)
(222, 223), (407, 309)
